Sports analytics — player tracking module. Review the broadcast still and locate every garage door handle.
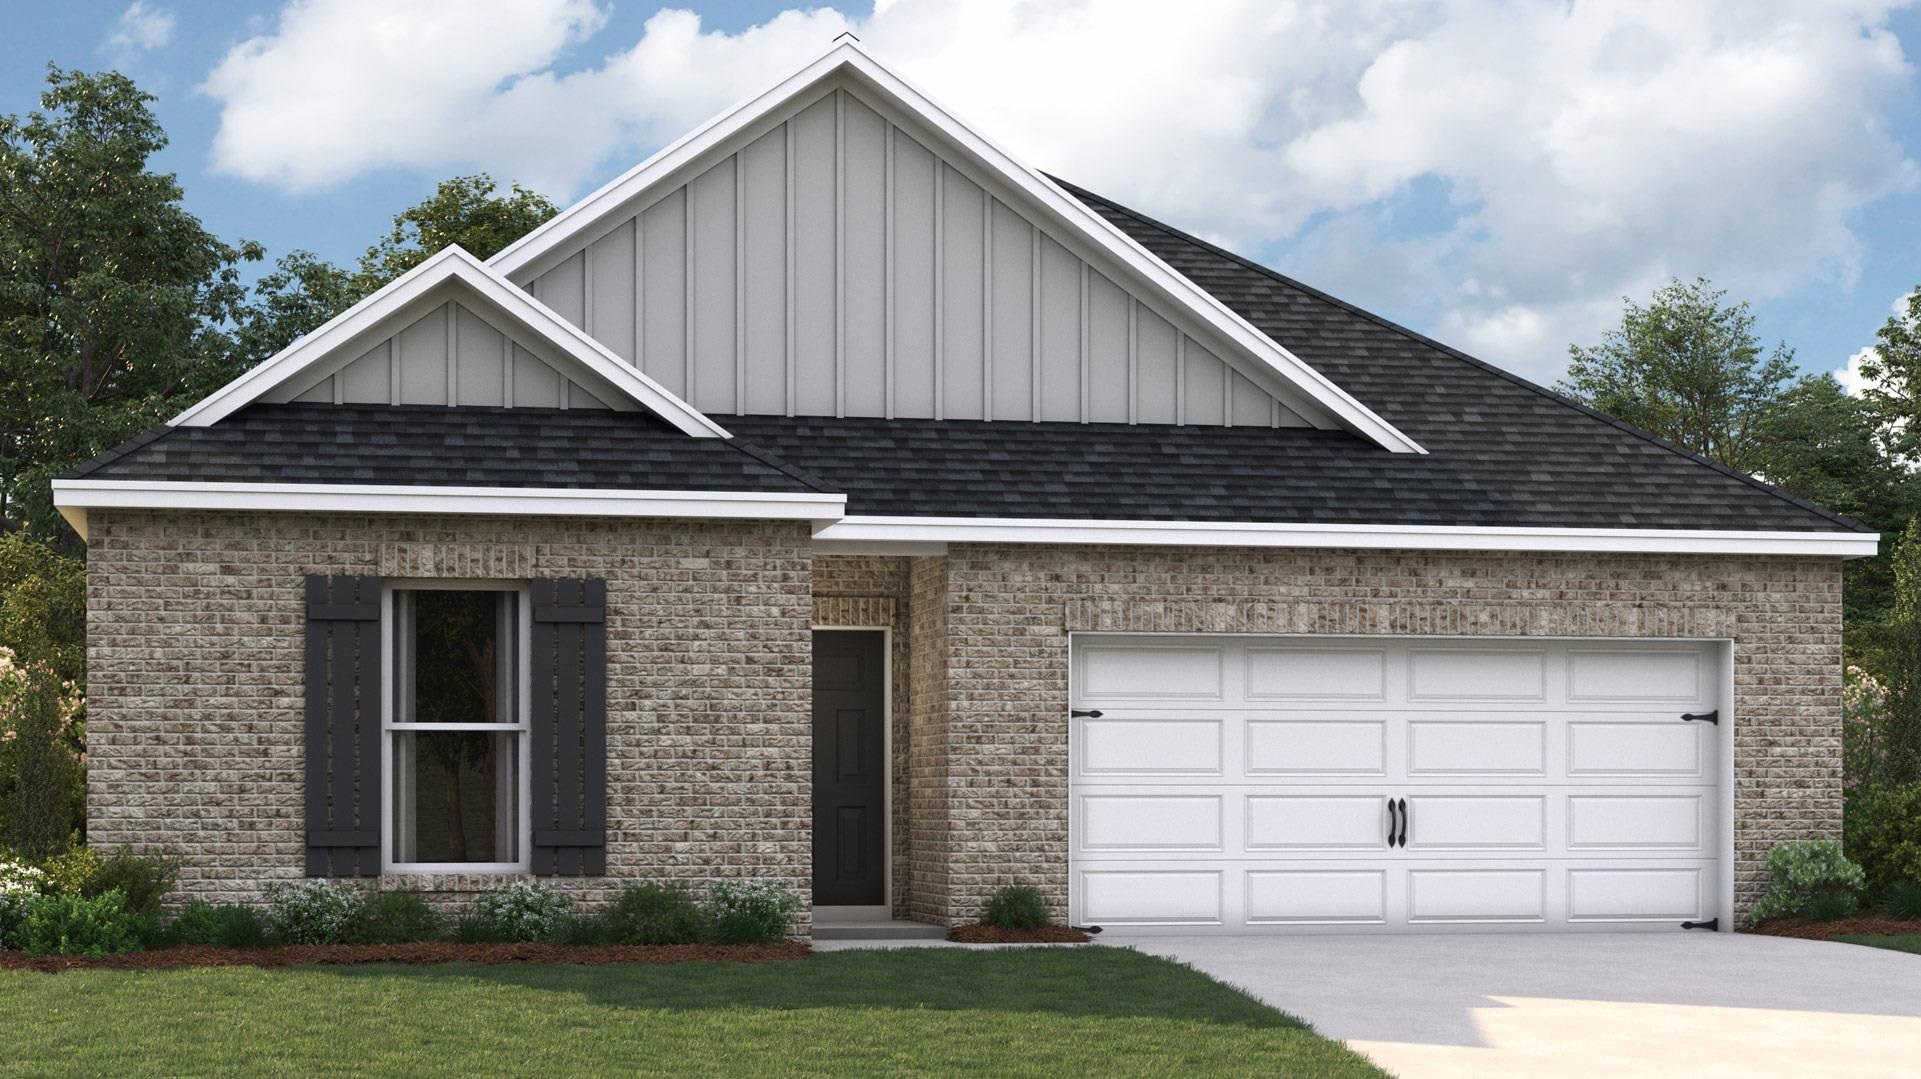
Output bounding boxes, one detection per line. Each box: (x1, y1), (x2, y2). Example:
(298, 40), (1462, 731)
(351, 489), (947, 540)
(1071, 709), (1103, 719)
(1386, 799), (1397, 846)
(1396, 798), (1409, 847)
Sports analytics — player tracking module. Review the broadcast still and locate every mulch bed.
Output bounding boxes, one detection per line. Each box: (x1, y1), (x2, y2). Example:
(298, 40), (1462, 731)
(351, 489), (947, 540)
(0, 940), (810, 973)
(1745, 915), (1921, 941)
(946, 924), (1091, 944)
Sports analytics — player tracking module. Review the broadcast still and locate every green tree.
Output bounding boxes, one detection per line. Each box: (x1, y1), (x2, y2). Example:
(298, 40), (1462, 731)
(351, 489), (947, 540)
(1857, 285), (1921, 461)
(1883, 518), (1921, 788)
(232, 175), (557, 371)
(0, 67), (257, 540)
(0, 531), (84, 684)
(353, 174), (556, 290)
(2, 661), (78, 857)
(1560, 277), (1798, 475)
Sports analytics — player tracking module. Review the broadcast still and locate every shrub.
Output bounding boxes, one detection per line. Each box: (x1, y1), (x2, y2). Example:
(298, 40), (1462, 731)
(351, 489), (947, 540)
(17, 889), (143, 957)
(1, 660), (80, 858)
(980, 885), (1049, 931)
(82, 847), (185, 919)
(704, 880), (800, 944)
(164, 901), (269, 949)
(1843, 665), (1894, 796)
(0, 858), (48, 948)
(601, 882), (706, 945)
(1886, 880), (1921, 920)
(459, 883), (572, 943)
(35, 846), (101, 896)
(1845, 780), (1921, 896)
(346, 889), (441, 944)
(261, 880), (363, 945)
(1749, 840), (1867, 923)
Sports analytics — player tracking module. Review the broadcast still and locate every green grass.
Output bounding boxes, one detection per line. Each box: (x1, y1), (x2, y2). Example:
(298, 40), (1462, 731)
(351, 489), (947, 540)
(0, 947), (1382, 1076)
(1834, 933), (1921, 955)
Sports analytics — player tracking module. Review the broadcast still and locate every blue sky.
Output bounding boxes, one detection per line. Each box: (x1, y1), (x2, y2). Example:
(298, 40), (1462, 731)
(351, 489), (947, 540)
(9, 1), (1921, 388)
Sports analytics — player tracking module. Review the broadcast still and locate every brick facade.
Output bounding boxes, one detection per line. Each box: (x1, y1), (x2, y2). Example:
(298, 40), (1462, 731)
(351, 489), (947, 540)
(909, 544), (1845, 925)
(85, 510), (814, 930)
(86, 518), (1844, 933)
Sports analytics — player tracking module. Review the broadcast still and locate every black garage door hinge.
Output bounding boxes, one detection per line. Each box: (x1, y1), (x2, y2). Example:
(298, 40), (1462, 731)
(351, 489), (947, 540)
(1681, 710), (1719, 725)
(1680, 918), (1719, 931)
(1070, 709), (1103, 719)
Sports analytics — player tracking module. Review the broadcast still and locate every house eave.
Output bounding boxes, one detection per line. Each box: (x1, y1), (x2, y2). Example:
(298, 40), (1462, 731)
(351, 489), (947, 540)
(809, 515), (1880, 558)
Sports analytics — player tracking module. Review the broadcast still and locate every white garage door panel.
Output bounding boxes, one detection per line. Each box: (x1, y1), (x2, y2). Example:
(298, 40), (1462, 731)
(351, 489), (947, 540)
(1080, 870), (1222, 925)
(1407, 721), (1546, 775)
(1246, 796), (1389, 851)
(1409, 868), (1547, 923)
(1070, 636), (1724, 934)
(1246, 720), (1385, 775)
(1245, 648), (1387, 700)
(1079, 795), (1222, 851)
(1079, 717), (1224, 776)
(1567, 722), (1706, 777)
(1247, 870), (1386, 924)
(1404, 795), (1546, 850)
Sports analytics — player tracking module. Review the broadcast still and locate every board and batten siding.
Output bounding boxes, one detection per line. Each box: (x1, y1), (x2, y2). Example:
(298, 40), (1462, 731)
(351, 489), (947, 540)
(521, 88), (1303, 426)
(267, 297), (624, 410)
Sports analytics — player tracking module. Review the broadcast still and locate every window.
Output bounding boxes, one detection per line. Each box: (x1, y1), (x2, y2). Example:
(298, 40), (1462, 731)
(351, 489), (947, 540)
(383, 583), (531, 872)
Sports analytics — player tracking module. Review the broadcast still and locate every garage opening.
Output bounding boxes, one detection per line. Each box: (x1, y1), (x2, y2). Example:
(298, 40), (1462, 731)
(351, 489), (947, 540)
(1068, 636), (1725, 934)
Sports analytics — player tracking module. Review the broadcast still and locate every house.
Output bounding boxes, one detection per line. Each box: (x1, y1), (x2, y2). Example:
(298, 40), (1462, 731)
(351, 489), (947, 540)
(53, 41), (1875, 937)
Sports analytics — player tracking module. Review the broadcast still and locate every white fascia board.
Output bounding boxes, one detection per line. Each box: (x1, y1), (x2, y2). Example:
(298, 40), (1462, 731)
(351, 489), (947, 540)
(487, 41), (1424, 455)
(811, 516), (1880, 558)
(167, 247), (729, 439)
(53, 480), (845, 538)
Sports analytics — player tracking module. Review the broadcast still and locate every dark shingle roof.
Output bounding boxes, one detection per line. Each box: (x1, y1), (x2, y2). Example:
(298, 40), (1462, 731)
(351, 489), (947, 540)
(1052, 179), (1863, 533)
(61, 404), (827, 495)
(66, 184), (1865, 534)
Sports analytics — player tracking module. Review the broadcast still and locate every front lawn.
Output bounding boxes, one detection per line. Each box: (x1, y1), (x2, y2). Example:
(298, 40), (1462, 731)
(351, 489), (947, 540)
(0, 946), (1381, 1076)
(1834, 933), (1921, 955)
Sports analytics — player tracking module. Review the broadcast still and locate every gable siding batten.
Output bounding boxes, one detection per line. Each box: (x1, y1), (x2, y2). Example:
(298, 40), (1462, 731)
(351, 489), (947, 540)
(508, 83), (1308, 428)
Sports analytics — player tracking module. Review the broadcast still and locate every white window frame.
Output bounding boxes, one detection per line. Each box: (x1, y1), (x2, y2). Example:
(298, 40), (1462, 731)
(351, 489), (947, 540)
(381, 579), (534, 875)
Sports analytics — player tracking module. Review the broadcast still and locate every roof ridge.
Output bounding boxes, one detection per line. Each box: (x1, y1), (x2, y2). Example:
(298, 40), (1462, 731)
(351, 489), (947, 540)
(723, 433), (838, 494)
(1048, 177), (1870, 535)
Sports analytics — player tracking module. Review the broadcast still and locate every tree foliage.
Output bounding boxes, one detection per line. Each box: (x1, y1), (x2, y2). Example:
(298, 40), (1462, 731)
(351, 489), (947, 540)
(232, 175), (557, 371)
(1881, 518), (1921, 788)
(1559, 277), (1798, 474)
(1858, 286), (1921, 462)
(0, 68), (257, 540)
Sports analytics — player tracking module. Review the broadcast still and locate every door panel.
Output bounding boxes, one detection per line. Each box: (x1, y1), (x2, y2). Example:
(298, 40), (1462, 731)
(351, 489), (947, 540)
(812, 630), (886, 906)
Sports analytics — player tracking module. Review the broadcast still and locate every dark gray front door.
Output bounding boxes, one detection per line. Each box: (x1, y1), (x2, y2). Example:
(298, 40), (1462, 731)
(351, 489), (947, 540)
(812, 630), (886, 906)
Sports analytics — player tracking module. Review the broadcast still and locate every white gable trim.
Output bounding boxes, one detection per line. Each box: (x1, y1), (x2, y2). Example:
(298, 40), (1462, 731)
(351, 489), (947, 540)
(487, 41), (1425, 455)
(809, 515), (1880, 558)
(51, 479), (845, 541)
(169, 247), (730, 438)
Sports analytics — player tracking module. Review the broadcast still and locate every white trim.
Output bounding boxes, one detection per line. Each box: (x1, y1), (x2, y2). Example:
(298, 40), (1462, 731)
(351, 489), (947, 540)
(812, 625), (893, 910)
(486, 41), (1425, 455)
(52, 479), (845, 539)
(167, 246), (729, 439)
(812, 515), (1880, 558)
(381, 580), (534, 876)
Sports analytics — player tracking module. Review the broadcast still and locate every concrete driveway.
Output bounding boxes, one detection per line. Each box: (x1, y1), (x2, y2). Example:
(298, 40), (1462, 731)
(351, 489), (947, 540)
(1122, 933), (1921, 1078)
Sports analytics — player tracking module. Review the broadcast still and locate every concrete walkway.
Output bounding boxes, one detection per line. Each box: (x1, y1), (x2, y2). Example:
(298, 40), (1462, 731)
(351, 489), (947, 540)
(1123, 933), (1921, 1078)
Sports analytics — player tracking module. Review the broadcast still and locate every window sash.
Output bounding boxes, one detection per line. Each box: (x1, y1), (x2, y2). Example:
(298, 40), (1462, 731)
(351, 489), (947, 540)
(381, 580), (533, 874)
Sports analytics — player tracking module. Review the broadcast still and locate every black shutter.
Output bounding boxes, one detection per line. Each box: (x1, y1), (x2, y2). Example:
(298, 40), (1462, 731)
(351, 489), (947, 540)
(304, 574), (382, 877)
(530, 578), (607, 875)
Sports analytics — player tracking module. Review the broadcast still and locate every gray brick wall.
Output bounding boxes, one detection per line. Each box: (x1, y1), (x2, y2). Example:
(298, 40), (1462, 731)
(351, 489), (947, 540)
(913, 544), (1844, 925)
(85, 510), (814, 931)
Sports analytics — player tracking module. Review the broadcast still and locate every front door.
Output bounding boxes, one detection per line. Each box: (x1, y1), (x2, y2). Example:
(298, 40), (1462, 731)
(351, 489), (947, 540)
(812, 630), (887, 906)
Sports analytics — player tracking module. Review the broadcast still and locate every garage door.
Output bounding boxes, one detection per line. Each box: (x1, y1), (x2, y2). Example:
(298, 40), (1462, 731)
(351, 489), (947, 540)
(1069, 637), (1723, 933)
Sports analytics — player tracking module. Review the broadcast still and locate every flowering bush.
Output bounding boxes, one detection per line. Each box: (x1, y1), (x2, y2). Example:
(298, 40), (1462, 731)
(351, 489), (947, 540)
(458, 883), (573, 943)
(261, 880), (364, 945)
(704, 880), (800, 944)
(1749, 840), (1867, 923)
(0, 858), (49, 948)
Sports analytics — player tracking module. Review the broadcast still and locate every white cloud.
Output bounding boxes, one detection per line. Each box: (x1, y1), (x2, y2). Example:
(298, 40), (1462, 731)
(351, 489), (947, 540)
(103, 2), (175, 63)
(201, 0), (1920, 380)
